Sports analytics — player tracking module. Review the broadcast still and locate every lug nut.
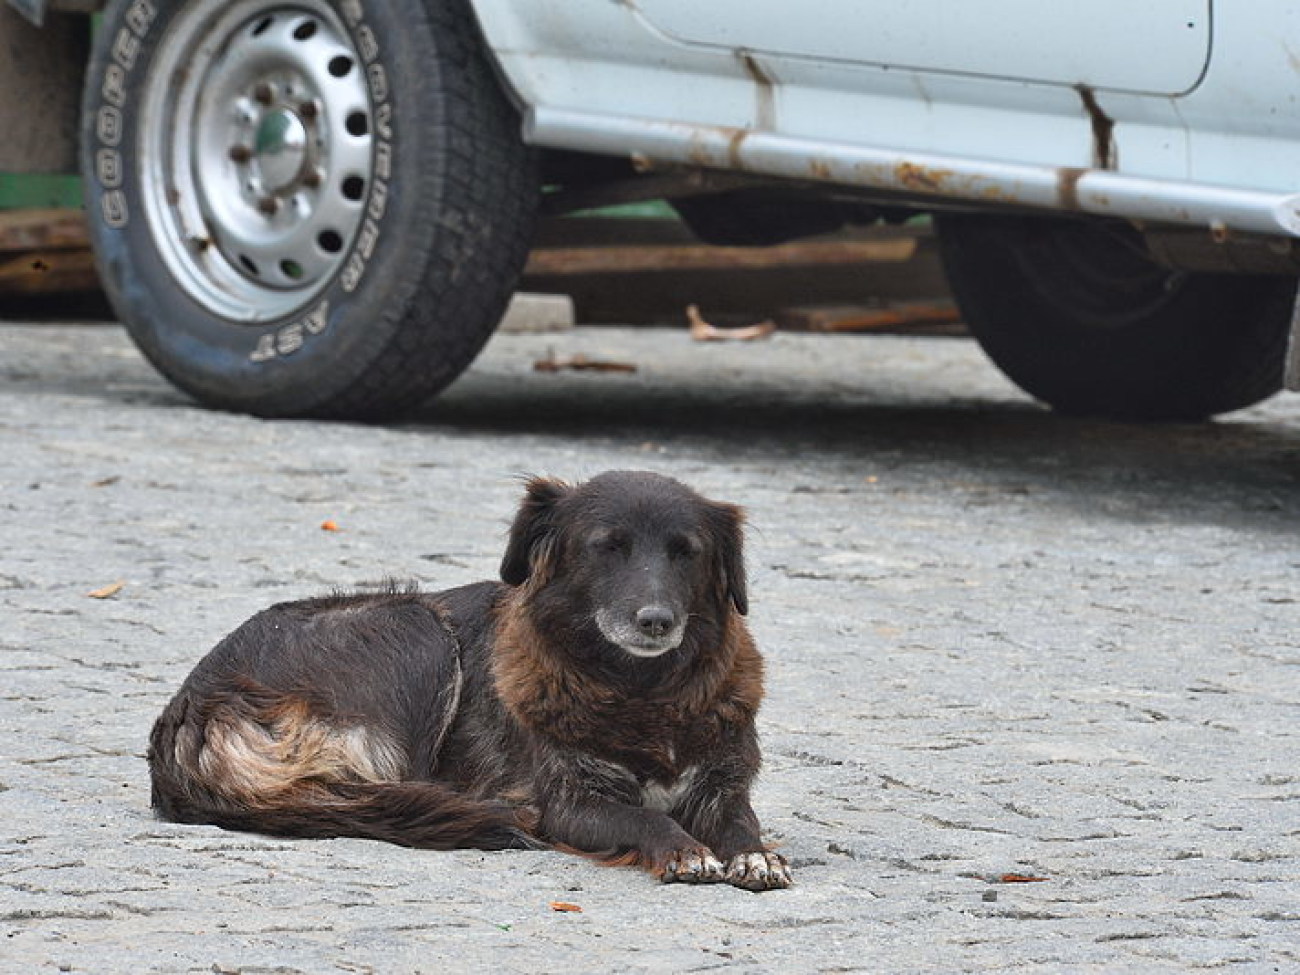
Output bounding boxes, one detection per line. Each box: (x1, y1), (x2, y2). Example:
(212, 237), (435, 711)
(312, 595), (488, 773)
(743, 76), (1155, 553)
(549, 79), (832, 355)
(253, 82), (274, 105)
(228, 145), (252, 164)
(257, 196), (280, 215)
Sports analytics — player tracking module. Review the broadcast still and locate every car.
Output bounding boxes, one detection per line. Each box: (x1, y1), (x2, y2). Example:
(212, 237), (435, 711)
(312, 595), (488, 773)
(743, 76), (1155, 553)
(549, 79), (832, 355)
(32, 0), (1300, 419)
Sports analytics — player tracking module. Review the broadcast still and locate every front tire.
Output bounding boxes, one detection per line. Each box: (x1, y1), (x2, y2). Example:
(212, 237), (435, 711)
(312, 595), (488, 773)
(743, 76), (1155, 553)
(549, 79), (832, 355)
(82, 0), (537, 419)
(935, 214), (1296, 421)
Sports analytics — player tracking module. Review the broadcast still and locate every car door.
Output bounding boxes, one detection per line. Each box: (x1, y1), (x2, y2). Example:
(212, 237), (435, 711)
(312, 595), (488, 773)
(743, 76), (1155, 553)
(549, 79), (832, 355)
(634, 0), (1211, 95)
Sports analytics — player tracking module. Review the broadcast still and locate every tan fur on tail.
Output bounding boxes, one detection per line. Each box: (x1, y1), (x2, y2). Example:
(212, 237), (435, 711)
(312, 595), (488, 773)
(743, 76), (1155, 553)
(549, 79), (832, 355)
(185, 700), (407, 805)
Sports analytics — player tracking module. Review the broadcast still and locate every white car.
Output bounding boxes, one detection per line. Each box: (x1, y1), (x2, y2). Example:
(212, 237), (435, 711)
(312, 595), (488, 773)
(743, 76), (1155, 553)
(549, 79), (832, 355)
(55, 0), (1300, 418)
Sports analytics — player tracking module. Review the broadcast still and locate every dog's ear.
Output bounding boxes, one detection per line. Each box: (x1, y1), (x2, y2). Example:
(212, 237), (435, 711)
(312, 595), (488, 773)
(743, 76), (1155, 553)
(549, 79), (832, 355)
(501, 476), (572, 586)
(709, 501), (749, 616)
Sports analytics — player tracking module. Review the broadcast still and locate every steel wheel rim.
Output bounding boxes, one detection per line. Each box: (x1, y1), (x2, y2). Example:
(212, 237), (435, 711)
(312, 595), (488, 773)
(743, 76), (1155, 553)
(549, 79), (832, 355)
(139, 0), (373, 322)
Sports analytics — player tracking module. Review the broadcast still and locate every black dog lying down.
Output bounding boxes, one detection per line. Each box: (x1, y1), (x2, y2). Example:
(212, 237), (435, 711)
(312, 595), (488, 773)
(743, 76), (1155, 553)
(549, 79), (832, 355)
(149, 471), (791, 890)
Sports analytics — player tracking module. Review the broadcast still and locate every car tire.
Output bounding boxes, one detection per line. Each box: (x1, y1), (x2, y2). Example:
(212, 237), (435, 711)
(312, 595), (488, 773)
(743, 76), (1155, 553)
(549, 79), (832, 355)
(935, 214), (1297, 421)
(81, 0), (537, 419)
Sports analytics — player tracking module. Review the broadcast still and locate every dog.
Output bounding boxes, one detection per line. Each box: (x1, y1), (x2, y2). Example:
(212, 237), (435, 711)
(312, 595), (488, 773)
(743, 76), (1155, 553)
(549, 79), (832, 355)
(148, 471), (791, 890)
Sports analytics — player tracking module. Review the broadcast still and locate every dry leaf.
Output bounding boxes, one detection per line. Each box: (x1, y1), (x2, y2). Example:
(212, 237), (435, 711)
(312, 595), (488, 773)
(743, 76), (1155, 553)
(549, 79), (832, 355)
(549, 901), (583, 913)
(998, 873), (1049, 883)
(87, 581), (125, 599)
(777, 300), (962, 334)
(686, 304), (776, 342)
(321, 519), (340, 532)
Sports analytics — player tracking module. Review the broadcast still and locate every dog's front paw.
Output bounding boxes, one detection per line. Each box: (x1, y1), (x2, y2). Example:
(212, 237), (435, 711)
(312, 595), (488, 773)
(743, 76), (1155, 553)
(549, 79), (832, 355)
(656, 846), (726, 885)
(725, 851), (792, 891)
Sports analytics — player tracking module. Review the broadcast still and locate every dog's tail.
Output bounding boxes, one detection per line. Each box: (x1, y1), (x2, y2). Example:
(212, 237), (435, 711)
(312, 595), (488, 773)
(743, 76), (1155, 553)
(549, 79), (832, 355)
(167, 780), (543, 851)
(148, 690), (542, 852)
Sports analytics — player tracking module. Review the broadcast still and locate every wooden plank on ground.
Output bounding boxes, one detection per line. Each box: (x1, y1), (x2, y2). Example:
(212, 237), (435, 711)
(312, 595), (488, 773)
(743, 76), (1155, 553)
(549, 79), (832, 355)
(524, 237), (916, 275)
(0, 207), (90, 253)
(0, 249), (99, 294)
(0, 209), (957, 333)
(522, 222), (953, 325)
(776, 300), (963, 334)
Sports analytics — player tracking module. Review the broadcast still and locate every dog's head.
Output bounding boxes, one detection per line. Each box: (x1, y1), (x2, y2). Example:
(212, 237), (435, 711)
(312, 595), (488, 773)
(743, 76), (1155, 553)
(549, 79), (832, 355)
(501, 471), (748, 659)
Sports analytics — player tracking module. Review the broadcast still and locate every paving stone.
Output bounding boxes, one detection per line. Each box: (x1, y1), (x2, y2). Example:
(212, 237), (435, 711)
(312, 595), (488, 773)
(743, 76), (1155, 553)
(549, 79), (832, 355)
(1, 322), (1297, 973)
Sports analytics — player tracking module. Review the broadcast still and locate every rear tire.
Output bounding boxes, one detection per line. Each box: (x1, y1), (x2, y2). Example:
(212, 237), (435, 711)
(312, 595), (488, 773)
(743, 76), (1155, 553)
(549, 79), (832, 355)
(82, 0), (537, 419)
(935, 214), (1296, 420)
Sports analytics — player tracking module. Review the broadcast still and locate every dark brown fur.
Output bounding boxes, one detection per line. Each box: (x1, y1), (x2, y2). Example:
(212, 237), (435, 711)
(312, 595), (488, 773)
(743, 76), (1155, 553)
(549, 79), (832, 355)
(148, 471), (790, 889)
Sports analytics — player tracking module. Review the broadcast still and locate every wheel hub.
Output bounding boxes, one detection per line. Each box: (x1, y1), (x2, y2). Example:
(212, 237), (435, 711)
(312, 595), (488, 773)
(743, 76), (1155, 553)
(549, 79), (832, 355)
(139, 1), (373, 321)
(252, 106), (311, 193)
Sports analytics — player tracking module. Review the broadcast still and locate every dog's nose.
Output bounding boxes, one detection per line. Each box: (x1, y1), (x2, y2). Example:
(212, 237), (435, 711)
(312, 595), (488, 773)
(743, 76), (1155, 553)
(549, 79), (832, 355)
(635, 606), (675, 639)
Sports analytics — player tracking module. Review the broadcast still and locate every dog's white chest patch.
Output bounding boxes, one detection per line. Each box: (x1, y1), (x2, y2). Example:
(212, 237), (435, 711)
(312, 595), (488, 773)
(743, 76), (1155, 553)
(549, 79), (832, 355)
(641, 765), (698, 812)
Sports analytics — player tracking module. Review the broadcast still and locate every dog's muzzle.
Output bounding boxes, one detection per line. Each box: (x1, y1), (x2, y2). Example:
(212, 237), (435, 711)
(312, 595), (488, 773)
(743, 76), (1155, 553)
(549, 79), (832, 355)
(596, 606), (686, 657)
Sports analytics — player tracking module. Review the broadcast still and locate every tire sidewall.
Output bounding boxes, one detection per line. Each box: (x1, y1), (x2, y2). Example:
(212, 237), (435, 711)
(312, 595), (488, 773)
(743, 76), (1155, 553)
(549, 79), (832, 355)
(83, 0), (447, 416)
(937, 215), (1295, 419)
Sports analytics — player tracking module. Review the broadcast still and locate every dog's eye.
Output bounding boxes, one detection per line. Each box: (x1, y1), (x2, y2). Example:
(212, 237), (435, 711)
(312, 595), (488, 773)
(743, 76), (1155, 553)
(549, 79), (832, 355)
(588, 530), (628, 555)
(668, 534), (703, 560)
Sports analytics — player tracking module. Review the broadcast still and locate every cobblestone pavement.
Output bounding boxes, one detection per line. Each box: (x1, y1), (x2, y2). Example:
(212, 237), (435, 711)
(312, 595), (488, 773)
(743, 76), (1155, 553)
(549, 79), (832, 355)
(2, 322), (1298, 973)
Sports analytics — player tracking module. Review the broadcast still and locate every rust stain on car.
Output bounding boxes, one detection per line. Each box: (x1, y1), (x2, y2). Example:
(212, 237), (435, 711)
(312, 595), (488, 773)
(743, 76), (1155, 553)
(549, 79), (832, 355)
(979, 184), (1017, 204)
(1286, 43), (1300, 75)
(1075, 84), (1118, 170)
(684, 126), (751, 170)
(853, 160), (1016, 205)
(1057, 166), (1087, 210)
(685, 137), (715, 169)
(738, 50), (776, 131)
(894, 161), (953, 194)
(726, 128), (750, 169)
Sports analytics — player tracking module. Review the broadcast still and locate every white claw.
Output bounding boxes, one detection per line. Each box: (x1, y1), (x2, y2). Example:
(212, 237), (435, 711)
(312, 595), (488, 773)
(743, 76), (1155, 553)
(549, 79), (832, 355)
(663, 849), (726, 884)
(726, 851), (792, 891)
